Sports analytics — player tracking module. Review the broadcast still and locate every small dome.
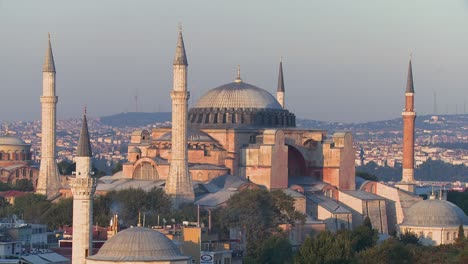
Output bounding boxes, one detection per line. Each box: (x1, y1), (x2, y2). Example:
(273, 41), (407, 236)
(194, 81), (282, 110)
(129, 147), (141, 153)
(87, 227), (189, 262)
(157, 129), (216, 142)
(402, 199), (468, 227)
(0, 136), (26, 145)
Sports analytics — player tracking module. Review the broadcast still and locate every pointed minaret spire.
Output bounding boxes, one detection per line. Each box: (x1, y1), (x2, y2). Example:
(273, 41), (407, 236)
(276, 57), (286, 108)
(77, 107), (92, 157)
(173, 26), (188, 66)
(43, 33), (56, 73)
(406, 55), (414, 93)
(277, 58), (285, 93)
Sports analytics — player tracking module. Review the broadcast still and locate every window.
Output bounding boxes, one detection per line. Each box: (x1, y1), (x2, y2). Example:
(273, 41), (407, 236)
(446, 232), (450, 241)
(428, 232), (432, 239)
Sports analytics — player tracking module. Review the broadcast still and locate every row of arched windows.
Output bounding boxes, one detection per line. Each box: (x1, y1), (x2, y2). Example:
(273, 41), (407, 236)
(0, 151), (32, 161)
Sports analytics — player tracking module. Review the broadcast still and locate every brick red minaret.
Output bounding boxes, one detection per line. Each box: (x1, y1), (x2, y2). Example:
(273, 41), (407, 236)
(401, 58), (416, 184)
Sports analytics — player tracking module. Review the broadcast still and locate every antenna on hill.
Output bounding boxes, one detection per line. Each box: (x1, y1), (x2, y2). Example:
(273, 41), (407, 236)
(134, 89), (139, 113)
(433, 91), (438, 115)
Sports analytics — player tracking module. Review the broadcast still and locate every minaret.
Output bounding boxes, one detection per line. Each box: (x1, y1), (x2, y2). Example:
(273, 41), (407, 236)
(70, 110), (96, 264)
(276, 58), (285, 108)
(36, 34), (61, 199)
(398, 57), (416, 192)
(165, 29), (195, 208)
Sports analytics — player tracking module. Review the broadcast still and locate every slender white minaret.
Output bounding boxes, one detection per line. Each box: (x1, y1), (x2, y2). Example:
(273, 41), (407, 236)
(276, 58), (285, 108)
(165, 29), (195, 208)
(70, 111), (96, 264)
(36, 34), (61, 199)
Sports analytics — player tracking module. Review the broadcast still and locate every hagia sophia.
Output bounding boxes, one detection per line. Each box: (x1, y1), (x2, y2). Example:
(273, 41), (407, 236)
(1, 30), (467, 263)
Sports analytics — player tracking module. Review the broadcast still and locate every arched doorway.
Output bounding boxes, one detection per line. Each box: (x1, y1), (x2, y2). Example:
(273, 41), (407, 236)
(133, 162), (159, 180)
(287, 145), (307, 177)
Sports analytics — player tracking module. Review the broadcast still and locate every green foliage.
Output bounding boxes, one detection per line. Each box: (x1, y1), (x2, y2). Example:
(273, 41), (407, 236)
(58, 160), (75, 175)
(41, 198), (73, 229)
(356, 171), (378, 181)
(447, 191), (468, 215)
(254, 235), (293, 264)
(457, 225), (465, 244)
(0, 179), (34, 192)
(221, 189), (304, 259)
(10, 194), (51, 224)
(14, 179), (34, 191)
(295, 230), (354, 264)
(358, 238), (413, 264)
(111, 161), (123, 175)
(95, 187), (172, 227)
(399, 230), (420, 245)
(351, 217), (378, 252)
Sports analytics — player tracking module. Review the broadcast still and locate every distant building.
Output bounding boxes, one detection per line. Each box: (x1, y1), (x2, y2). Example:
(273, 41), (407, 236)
(0, 135), (39, 189)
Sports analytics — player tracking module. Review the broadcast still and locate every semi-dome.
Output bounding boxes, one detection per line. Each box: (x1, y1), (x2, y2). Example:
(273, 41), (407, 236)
(0, 135), (27, 145)
(87, 227), (189, 262)
(194, 81), (282, 110)
(402, 199), (468, 227)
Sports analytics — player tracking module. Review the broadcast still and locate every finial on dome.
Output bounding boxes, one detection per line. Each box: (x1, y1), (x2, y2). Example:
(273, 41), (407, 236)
(235, 65), (242, 83)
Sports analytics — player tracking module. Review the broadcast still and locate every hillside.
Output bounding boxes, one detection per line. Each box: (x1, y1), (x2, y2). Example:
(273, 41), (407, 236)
(99, 112), (171, 127)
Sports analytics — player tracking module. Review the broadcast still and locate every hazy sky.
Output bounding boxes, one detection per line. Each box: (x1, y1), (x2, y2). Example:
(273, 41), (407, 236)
(1, 0), (468, 123)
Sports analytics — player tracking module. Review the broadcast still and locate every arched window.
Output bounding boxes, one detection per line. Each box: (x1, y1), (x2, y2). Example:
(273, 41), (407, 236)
(446, 232), (450, 241)
(29, 170), (33, 179)
(428, 232), (433, 239)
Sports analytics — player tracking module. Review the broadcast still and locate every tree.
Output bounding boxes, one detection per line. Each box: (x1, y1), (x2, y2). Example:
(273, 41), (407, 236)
(399, 230), (420, 245)
(14, 179), (34, 191)
(358, 238), (413, 264)
(41, 198), (73, 229)
(111, 161), (123, 175)
(58, 160), (75, 175)
(351, 217), (378, 252)
(356, 171), (378, 181)
(222, 189), (303, 259)
(12, 194), (51, 224)
(295, 230), (354, 264)
(254, 235), (293, 264)
(457, 224), (465, 243)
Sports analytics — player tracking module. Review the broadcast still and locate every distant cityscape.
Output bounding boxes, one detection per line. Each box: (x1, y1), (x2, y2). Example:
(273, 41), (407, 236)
(2, 112), (466, 178)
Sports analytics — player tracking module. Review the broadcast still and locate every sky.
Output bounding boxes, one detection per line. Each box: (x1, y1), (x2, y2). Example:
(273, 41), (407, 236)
(1, 0), (468, 123)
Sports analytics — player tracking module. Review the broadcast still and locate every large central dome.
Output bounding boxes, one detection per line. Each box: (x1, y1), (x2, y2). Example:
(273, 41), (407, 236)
(195, 81), (282, 109)
(189, 75), (295, 129)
